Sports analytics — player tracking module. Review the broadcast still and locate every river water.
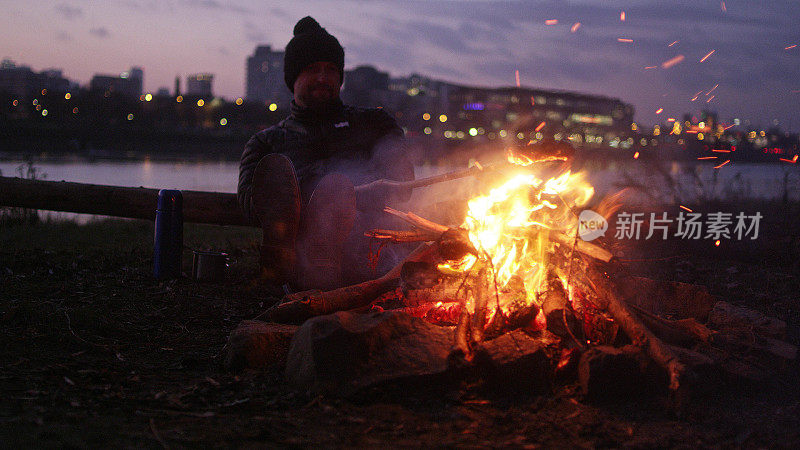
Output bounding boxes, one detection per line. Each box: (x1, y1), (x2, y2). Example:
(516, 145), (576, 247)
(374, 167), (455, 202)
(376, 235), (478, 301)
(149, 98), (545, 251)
(1, 157), (798, 222)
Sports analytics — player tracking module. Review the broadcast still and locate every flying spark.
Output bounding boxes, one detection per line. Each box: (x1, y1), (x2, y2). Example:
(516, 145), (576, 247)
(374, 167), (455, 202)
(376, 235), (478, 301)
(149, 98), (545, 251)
(699, 50), (715, 63)
(706, 95), (715, 103)
(785, 44), (797, 50)
(680, 205), (694, 212)
(655, 108), (663, 114)
(474, 161), (484, 170)
(515, 70), (520, 87)
(706, 84), (719, 95)
(721, 1), (726, 12)
(618, 38), (633, 43)
(545, 19), (558, 25)
(668, 40), (679, 47)
(715, 240), (721, 247)
(712, 149), (731, 153)
(571, 22), (581, 33)
(535, 121), (546, 132)
(697, 157), (718, 160)
(779, 158), (797, 164)
(620, 11), (626, 21)
(661, 55), (685, 68)
(714, 160), (731, 169)
(644, 66), (657, 69)
(633, 151), (639, 159)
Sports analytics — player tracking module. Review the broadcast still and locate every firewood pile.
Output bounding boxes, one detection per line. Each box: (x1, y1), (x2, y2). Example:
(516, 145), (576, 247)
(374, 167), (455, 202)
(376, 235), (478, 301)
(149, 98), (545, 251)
(227, 150), (797, 404)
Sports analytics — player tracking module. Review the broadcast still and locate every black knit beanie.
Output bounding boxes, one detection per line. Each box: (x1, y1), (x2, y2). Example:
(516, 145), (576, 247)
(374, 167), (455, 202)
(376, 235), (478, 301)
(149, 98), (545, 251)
(284, 16), (345, 92)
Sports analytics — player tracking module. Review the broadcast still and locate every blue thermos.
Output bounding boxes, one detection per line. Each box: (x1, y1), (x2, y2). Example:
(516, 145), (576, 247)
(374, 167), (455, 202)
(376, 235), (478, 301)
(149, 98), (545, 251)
(154, 189), (183, 279)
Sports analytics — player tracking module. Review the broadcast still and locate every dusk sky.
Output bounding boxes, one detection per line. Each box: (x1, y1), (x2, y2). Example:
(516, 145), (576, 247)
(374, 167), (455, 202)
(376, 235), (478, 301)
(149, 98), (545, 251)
(4, 0), (799, 131)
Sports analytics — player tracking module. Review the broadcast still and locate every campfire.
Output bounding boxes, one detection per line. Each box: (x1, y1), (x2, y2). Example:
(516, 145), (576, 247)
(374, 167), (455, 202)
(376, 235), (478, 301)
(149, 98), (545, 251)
(234, 142), (797, 404)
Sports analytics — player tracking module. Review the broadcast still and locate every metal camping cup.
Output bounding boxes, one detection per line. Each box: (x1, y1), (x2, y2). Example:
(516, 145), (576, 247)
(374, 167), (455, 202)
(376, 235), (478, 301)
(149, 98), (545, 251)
(154, 189), (183, 279)
(192, 251), (228, 282)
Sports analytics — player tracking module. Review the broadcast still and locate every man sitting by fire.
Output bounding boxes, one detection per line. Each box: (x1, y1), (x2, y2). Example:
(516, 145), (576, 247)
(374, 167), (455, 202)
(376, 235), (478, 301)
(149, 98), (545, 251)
(238, 16), (414, 292)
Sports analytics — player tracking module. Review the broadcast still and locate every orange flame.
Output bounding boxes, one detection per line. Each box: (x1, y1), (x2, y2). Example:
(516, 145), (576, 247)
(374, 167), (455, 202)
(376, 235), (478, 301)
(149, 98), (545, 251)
(442, 159), (595, 309)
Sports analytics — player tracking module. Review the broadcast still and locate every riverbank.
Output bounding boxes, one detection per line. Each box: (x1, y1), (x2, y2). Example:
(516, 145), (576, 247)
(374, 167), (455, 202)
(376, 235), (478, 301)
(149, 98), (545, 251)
(1, 217), (798, 447)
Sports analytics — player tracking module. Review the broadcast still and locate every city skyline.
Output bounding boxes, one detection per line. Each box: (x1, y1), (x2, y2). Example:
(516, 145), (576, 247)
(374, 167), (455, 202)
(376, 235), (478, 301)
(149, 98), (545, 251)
(4, 1), (799, 131)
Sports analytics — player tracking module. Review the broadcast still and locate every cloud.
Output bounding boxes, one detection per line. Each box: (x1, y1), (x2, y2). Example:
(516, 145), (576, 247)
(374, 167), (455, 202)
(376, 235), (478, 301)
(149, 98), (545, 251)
(184, 0), (250, 14)
(89, 27), (111, 39)
(54, 4), (83, 19)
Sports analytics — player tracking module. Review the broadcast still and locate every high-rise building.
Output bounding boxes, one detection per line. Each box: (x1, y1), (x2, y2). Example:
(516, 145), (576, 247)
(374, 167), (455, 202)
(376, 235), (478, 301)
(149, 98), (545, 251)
(341, 65), (389, 107)
(89, 66), (143, 97)
(186, 74), (214, 98)
(246, 45), (291, 106)
(0, 59), (71, 97)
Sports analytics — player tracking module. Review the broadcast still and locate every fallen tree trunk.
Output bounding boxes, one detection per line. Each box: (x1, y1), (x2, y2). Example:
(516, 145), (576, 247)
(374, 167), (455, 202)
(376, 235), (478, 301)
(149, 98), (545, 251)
(0, 176), (254, 227)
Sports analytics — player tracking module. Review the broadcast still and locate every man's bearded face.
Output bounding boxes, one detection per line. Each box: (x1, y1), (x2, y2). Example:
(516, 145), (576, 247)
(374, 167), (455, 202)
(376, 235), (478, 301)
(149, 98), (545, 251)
(293, 61), (341, 108)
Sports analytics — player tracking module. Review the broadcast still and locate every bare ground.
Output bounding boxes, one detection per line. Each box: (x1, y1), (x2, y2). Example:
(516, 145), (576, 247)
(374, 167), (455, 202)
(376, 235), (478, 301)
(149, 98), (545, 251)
(1, 216), (799, 448)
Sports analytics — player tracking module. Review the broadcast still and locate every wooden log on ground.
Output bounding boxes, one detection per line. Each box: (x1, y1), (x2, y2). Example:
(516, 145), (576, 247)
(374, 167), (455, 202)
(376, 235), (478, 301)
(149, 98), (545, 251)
(266, 243), (436, 323)
(585, 264), (691, 398)
(224, 320), (298, 372)
(0, 175), (254, 226)
(541, 275), (581, 340)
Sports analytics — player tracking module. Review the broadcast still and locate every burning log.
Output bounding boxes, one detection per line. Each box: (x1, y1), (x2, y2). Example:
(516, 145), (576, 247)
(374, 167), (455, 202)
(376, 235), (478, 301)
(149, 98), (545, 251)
(265, 243), (436, 323)
(540, 275), (581, 341)
(585, 264), (691, 398)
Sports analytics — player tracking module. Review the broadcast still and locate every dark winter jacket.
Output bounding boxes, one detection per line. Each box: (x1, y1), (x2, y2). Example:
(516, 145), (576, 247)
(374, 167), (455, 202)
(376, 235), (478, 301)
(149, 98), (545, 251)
(238, 99), (412, 221)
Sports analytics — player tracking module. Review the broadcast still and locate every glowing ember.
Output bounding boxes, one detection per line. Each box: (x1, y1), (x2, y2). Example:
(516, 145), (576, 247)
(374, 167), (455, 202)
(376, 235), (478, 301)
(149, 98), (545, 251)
(706, 95), (715, 103)
(655, 108), (663, 114)
(644, 66), (658, 69)
(633, 152), (640, 159)
(714, 159), (731, 169)
(535, 121), (546, 132)
(661, 55), (685, 68)
(721, 1), (726, 12)
(620, 11), (626, 21)
(785, 44), (797, 50)
(571, 22), (581, 33)
(618, 38), (634, 43)
(712, 149), (731, 153)
(668, 40), (679, 47)
(441, 160), (595, 309)
(706, 84), (719, 95)
(697, 156), (718, 160)
(545, 19), (558, 25)
(715, 240), (721, 247)
(515, 70), (521, 87)
(679, 205), (693, 212)
(699, 50), (716, 63)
